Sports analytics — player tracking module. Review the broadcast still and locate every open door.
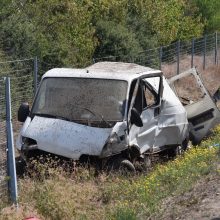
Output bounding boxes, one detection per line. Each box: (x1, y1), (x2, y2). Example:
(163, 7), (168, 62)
(169, 68), (220, 144)
(127, 73), (163, 153)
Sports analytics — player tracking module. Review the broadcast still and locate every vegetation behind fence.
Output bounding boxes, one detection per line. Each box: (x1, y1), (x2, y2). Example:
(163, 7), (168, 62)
(94, 32), (220, 78)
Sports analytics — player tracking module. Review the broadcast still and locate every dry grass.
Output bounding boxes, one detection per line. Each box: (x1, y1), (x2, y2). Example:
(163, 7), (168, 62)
(162, 54), (220, 98)
(201, 65), (220, 95)
(0, 164), (108, 220)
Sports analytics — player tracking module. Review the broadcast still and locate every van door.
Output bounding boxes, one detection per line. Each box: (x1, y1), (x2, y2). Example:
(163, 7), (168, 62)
(128, 74), (163, 153)
(169, 68), (220, 144)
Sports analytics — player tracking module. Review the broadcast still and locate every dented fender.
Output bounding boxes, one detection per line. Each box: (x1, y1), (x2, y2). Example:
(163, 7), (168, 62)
(17, 116), (128, 160)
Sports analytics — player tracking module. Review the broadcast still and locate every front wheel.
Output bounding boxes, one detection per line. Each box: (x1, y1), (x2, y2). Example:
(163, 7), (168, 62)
(168, 138), (189, 158)
(106, 157), (136, 174)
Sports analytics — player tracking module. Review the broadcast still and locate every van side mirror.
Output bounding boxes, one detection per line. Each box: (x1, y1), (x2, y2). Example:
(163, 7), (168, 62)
(130, 108), (143, 127)
(18, 103), (30, 122)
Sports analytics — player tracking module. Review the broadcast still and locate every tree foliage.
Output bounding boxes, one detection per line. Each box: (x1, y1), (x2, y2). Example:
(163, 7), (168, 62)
(190, 0), (220, 32)
(0, 0), (214, 68)
(0, 0), (96, 68)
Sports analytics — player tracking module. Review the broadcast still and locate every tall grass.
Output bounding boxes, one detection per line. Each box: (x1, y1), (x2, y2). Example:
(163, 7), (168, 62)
(0, 126), (220, 220)
(110, 147), (218, 219)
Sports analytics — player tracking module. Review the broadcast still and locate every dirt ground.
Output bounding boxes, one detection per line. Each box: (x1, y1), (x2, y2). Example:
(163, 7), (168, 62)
(156, 171), (220, 220)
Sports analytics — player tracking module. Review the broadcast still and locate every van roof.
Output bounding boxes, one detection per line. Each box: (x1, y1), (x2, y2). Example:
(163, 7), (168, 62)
(43, 62), (161, 82)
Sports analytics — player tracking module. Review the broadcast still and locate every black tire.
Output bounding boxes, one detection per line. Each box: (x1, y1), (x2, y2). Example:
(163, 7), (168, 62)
(167, 146), (179, 158)
(168, 138), (189, 158)
(16, 156), (27, 177)
(106, 157), (136, 174)
(181, 137), (189, 151)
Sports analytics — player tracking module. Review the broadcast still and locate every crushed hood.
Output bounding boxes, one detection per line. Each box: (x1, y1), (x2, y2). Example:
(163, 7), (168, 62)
(21, 116), (113, 159)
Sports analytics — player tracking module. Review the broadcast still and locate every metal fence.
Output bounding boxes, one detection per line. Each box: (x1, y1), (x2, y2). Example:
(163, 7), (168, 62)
(0, 58), (37, 204)
(94, 32), (220, 78)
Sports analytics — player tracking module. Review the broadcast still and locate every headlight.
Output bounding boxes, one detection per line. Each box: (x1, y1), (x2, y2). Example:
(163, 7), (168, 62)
(108, 132), (120, 144)
(21, 137), (38, 151)
(100, 133), (127, 158)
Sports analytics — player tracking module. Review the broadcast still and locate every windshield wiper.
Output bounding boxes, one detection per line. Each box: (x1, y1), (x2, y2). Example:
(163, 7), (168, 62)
(32, 113), (56, 118)
(68, 105), (112, 128)
(83, 107), (112, 128)
(32, 107), (112, 128)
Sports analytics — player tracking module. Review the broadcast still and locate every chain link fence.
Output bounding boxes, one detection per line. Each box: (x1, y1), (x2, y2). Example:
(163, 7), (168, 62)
(0, 58), (36, 204)
(0, 58), (35, 130)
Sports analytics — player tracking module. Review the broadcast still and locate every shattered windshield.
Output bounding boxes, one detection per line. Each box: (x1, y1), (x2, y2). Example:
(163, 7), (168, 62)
(31, 77), (127, 125)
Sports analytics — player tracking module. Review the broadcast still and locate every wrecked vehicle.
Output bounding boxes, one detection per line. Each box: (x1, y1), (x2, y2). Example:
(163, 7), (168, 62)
(16, 62), (190, 171)
(169, 67), (220, 145)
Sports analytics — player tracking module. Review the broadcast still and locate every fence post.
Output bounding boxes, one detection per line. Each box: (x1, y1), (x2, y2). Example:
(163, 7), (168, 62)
(159, 46), (163, 70)
(5, 77), (18, 204)
(203, 35), (207, 70)
(34, 56), (38, 95)
(176, 40), (180, 74)
(191, 38), (195, 68)
(215, 32), (218, 65)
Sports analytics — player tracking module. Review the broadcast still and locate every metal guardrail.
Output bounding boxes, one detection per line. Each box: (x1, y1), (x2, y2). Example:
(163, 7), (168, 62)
(0, 58), (38, 205)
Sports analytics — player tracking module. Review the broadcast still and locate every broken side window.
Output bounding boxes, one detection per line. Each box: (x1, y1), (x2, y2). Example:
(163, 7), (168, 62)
(143, 84), (157, 108)
(142, 77), (160, 108)
(133, 84), (143, 114)
(127, 79), (137, 112)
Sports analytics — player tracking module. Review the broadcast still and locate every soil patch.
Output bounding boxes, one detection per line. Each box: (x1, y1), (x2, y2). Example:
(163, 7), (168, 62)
(156, 172), (220, 220)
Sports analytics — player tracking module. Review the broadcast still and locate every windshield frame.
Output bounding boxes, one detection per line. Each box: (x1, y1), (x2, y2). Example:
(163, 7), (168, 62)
(30, 77), (129, 123)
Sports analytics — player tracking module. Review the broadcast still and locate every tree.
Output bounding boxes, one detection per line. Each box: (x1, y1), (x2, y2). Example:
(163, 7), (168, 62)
(126, 0), (204, 44)
(0, 0), (206, 67)
(190, 0), (220, 32)
(0, 0), (96, 69)
(94, 20), (142, 61)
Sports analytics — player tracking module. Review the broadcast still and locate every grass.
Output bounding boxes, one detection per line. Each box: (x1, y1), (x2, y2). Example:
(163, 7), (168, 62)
(110, 147), (218, 219)
(0, 126), (220, 220)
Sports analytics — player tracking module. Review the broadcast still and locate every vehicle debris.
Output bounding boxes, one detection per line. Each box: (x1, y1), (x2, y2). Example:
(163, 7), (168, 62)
(168, 67), (220, 145)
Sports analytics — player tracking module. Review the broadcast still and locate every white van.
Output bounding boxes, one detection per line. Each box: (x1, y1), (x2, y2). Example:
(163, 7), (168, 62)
(16, 62), (189, 171)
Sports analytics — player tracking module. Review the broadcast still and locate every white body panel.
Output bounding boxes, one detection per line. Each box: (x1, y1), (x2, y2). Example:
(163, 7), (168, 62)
(128, 76), (188, 153)
(18, 116), (112, 159)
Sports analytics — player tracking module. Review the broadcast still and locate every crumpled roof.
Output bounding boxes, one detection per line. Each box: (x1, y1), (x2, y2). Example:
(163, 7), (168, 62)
(87, 62), (155, 74)
(43, 62), (161, 82)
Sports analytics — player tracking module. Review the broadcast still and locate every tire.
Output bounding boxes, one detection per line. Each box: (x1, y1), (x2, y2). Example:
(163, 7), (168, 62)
(168, 138), (189, 158)
(181, 137), (189, 151)
(16, 156), (27, 177)
(106, 157), (136, 174)
(167, 146), (179, 158)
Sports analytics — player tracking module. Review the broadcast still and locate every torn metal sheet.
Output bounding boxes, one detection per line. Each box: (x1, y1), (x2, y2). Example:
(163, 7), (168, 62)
(169, 67), (220, 144)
